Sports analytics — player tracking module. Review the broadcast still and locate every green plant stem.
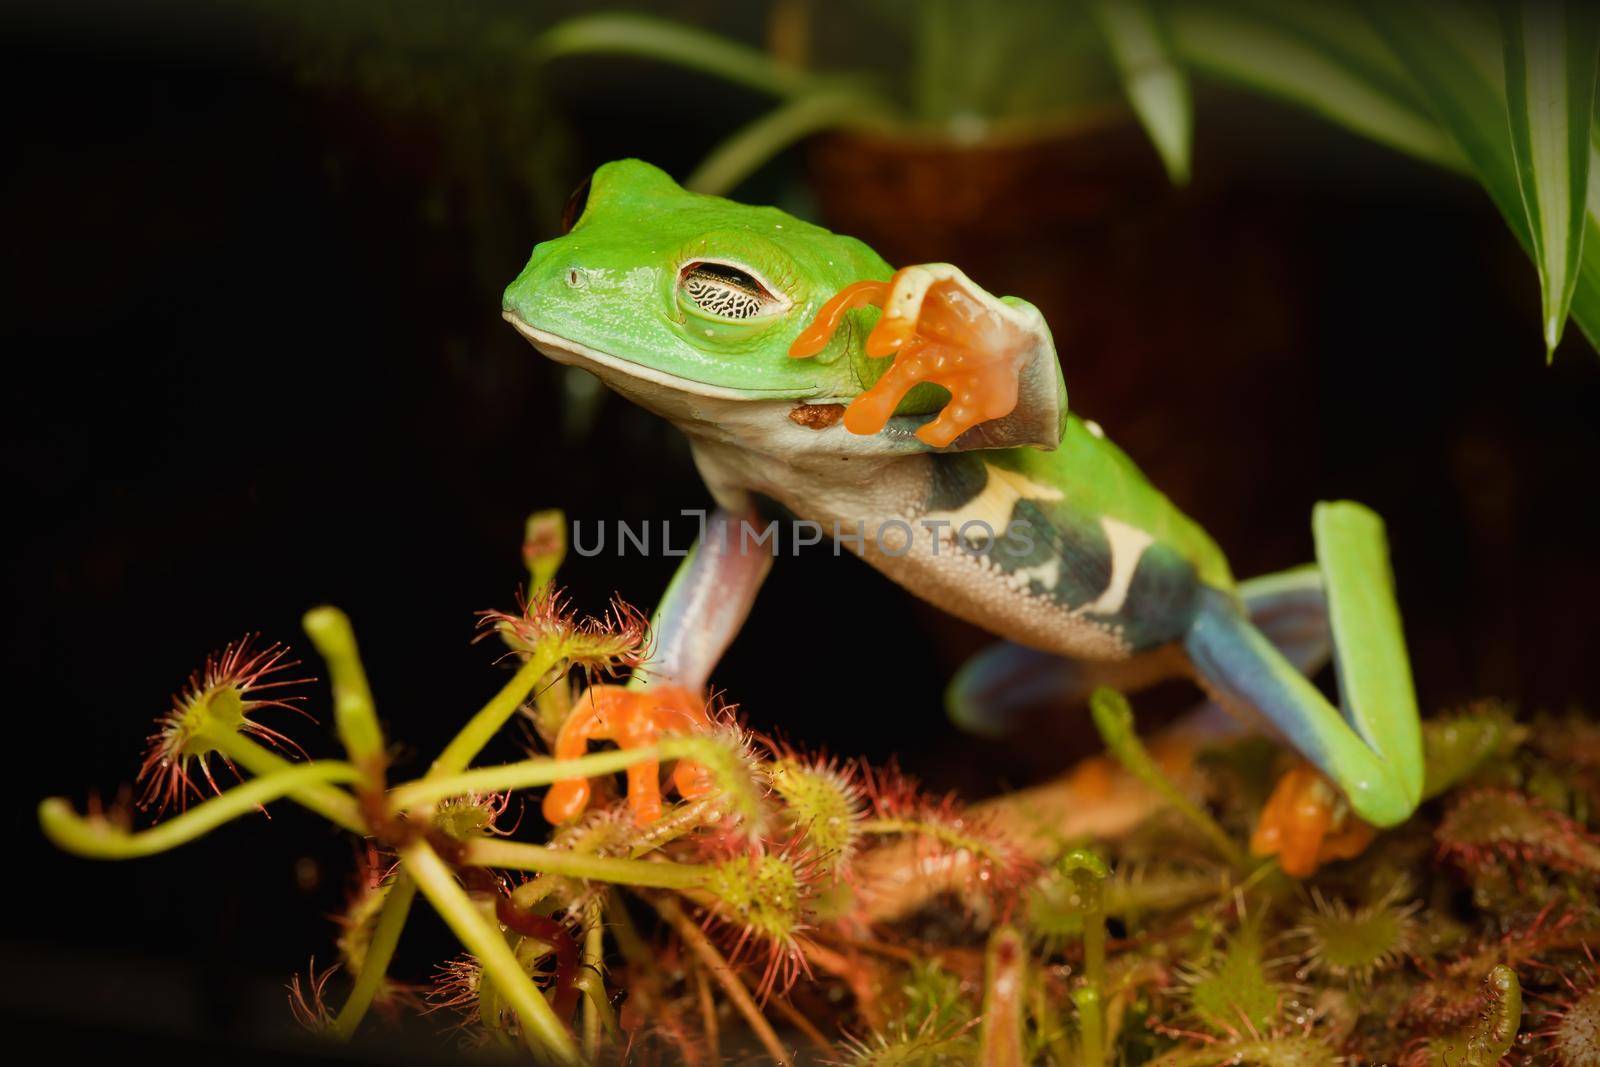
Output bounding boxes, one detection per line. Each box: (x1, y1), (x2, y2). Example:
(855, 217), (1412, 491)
(39, 761), (360, 859)
(1060, 851), (1108, 990)
(210, 731), (366, 833)
(1087, 688), (1248, 872)
(538, 13), (821, 99)
(399, 838), (581, 1065)
(397, 742), (661, 809)
(461, 838), (713, 890)
(330, 872), (417, 1040)
(1073, 987), (1104, 1067)
(303, 606), (385, 779)
(395, 734), (723, 811)
(1035, 981), (1074, 1067)
(580, 900), (605, 1060)
(430, 648), (565, 777)
(685, 90), (893, 195)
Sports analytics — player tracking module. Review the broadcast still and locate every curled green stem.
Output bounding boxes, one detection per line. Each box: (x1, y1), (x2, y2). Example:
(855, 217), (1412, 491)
(399, 838), (581, 1065)
(40, 761), (360, 858)
(330, 872), (417, 1040)
(210, 731), (365, 833)
(1088, 688), (1247, 872)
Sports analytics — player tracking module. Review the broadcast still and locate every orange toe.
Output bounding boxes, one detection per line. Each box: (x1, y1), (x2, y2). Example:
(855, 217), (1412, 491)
(541, 683), (711, 827)
(789, 271), (1031, 447)
(1250, 763), (1374, 878)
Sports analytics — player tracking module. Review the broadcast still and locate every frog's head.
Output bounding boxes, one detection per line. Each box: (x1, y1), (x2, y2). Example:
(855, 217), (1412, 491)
(505, 160), (1070, 455)
(502, 160), (895, 437)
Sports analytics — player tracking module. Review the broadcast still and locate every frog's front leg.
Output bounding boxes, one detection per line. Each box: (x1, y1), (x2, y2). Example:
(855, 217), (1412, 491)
(1184, 502), (1424, 875)
(789, 264), (1063, 450)
(543, 507), (771, 826)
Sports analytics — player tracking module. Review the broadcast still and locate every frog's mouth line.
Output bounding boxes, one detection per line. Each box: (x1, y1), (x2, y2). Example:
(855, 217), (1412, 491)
(503, 312), (828, 402)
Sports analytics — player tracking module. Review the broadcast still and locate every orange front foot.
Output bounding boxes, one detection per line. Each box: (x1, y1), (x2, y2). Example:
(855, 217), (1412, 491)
(1250, 762), (1376, 878)
(542, 684), (715, 827)
(789, 265), (1039, 448)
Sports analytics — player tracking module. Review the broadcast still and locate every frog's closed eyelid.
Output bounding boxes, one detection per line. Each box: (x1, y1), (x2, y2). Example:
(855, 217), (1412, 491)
(676, 259), (792, 322)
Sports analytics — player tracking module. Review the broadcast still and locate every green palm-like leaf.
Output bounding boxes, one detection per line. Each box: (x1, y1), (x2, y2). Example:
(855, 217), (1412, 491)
(1167, 1), (1464, 170)
(1363, 3), (1528, 230)
(1090, 0), (1193, 184)
(1365, 0), (1600, 355)
(1501, 0), (1600, 357)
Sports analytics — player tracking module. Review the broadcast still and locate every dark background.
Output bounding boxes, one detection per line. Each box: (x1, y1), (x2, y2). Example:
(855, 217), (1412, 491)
(4, 1), (1597, 1061)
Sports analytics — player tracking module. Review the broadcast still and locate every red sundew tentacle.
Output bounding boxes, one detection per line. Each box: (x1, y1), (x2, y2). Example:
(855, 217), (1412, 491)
(136, 634), (316, 813)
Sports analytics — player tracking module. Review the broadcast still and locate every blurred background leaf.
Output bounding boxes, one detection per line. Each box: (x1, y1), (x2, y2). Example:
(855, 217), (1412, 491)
(533, 0), (1600, 360)
(1088, 0), (1193, 184)
(1501, 0), (1599, 357)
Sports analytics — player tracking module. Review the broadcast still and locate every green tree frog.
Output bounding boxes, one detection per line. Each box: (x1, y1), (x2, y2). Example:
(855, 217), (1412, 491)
(502, 159), (1424, 876)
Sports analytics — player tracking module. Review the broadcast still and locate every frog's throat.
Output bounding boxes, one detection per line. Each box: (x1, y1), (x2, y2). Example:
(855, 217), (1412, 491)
(505, 311), (929, 462)
(503, 312), (826, 403)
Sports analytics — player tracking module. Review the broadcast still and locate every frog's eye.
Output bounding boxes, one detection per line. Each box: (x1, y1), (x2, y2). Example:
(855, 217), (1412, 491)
(677, 260), (791, 321)
(560, 177), (591, 234)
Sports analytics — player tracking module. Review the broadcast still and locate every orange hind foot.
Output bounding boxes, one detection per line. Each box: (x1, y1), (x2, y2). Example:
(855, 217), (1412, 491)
(789, 265), (1040, 448)
(1250, 761), (1375, 878)
(541, 684), (715, 827)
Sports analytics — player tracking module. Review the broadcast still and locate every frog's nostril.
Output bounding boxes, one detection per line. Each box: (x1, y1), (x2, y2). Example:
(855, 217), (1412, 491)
(566, 267), (588, 289)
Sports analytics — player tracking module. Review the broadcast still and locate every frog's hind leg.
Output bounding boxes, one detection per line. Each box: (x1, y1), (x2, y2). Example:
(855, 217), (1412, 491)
(946, 563), (1330, 740)
(1183, 502), (1423, 875)
(543, 507), (772, 825)
(631, 506), (773, 693)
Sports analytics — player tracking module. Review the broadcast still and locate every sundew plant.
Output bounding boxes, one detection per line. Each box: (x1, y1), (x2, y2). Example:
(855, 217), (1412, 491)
(38, 510), (1600, 1065)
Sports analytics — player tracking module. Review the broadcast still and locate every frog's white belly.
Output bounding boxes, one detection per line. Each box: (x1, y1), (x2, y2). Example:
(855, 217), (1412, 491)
(688, 436), (1138, 662)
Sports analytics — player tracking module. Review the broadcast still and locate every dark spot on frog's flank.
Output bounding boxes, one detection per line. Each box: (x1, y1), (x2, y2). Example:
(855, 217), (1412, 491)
(788, 402), (846, 430)
(1007, 500), (1113, 607)
(1116, 542), (1202, 648)
(926, 452), (989, 512)
(989, 501), (1201, 652)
